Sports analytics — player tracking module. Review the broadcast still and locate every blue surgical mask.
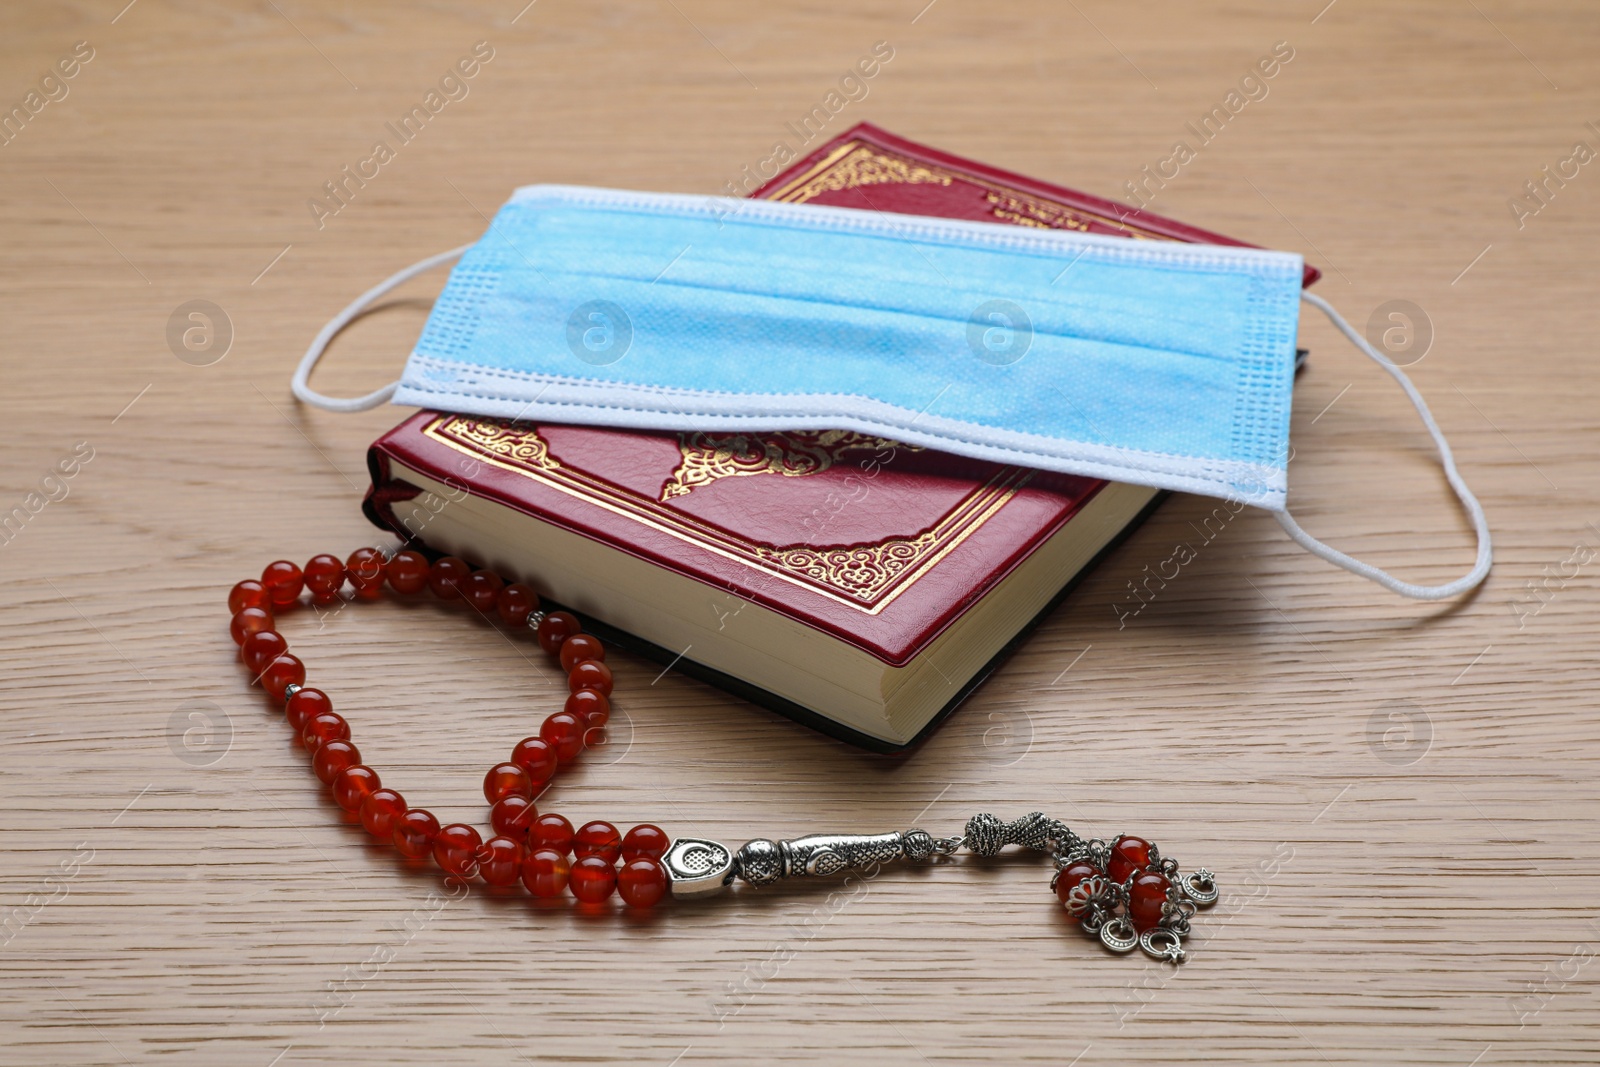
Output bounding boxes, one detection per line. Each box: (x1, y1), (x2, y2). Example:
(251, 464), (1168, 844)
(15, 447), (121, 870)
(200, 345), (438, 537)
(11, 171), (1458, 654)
(294, 184), (1490, 600)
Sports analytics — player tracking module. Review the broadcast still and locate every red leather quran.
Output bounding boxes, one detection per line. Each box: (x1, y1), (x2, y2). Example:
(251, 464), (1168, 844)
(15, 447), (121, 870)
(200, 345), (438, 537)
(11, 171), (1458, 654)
(363, 123), (1314, 751)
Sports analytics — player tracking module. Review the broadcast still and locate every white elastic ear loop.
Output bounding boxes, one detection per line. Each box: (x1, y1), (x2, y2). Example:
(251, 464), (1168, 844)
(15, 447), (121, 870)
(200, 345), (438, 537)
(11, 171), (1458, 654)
(1277, 290), (1493, 600)
(290, 244), (471, 412)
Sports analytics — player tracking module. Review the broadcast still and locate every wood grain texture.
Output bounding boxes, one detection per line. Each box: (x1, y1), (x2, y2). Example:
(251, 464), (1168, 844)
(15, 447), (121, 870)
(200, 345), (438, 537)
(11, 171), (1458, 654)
(2, 1), (1597, 1064)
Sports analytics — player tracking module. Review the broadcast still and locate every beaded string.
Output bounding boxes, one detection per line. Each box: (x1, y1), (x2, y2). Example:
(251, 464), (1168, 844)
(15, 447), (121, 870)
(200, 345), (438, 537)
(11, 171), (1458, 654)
(228, 548), (1223, 959)
(228, 547), (670, 908)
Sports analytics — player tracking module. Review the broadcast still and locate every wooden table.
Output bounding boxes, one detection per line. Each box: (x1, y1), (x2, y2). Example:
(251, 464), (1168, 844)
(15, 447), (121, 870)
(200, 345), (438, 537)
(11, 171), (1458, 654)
(3, 2), (1596, 1063)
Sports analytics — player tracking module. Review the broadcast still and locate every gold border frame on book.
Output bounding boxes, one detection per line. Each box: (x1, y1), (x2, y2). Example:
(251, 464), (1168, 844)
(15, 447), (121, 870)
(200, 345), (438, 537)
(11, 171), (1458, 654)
(765, 139), (1166, 240)
(422, 416), (1031, 615)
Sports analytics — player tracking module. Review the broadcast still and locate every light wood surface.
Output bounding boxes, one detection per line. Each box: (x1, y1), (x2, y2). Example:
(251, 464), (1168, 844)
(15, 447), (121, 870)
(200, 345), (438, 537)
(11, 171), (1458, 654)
(3, 2), (1598, 1064)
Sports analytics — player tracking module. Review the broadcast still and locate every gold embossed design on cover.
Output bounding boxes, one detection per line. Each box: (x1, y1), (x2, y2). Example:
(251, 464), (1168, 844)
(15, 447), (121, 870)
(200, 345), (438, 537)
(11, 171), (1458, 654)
(660, 430), (922, 501)
(751, 533), (940, 601)
(984, 192), (1096, 233)
(422, 416), (1028, 613)
(768, 139), (1175, 241)
(776, 145), (953, 203)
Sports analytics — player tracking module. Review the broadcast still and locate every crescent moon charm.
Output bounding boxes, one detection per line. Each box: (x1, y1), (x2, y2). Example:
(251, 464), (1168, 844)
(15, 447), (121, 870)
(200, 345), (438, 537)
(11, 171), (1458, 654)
(1139, 928), (1186, 963)
(1098, 917), (1138, 953)
(1180, 868), (1220, 906)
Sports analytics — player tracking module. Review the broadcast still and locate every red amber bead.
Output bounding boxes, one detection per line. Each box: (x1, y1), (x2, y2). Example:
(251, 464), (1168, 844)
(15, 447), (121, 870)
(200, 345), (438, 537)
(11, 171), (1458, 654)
(332, 765), (380, 812)
(345, 548), (386, 598)
(536, 611), (580, 654)
(521, 847), (571, 898)
(530, 813), (574, 854)
(433, 823), (483, 877)
(569, 855), (617, 903)
(303, 553), (346, 604)
(385, 549), (430, 594)
(261, 560), (304, 607)
(313, 738), (361, 783)
(461, 569), (503, 614)
(229, 580), (271, 613)
(559, 634), (605, 672)
(565, 688), (609, 727)
(541, 711), (585, 762)
(511, 737), (558, 785)
(477, 836), (524, 887)
(302, 710), (350, 753)
(241, 630), (288, 676)
(1053, 861), (1101, 909)
(574, 820), (621, 862)
(284, 686), (331, 732)
(262, 654), (305, 701)
(393, 809), (441, 859)
(483, 761), (534, 803)
(230, 606), (274, 645)
(359, 788), (407, 837)
(490, 795), (538, 840)
(495, 582), (539, 627)
(617, 858), (668, 908)
(568, 660), (613, 697)
(1108, 836), (1153, 884)
(1128, 871), (1172, 932)
(428, 556), (471, 600)
(622, 824), (670, 862)
(583, 719), (611, 753)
